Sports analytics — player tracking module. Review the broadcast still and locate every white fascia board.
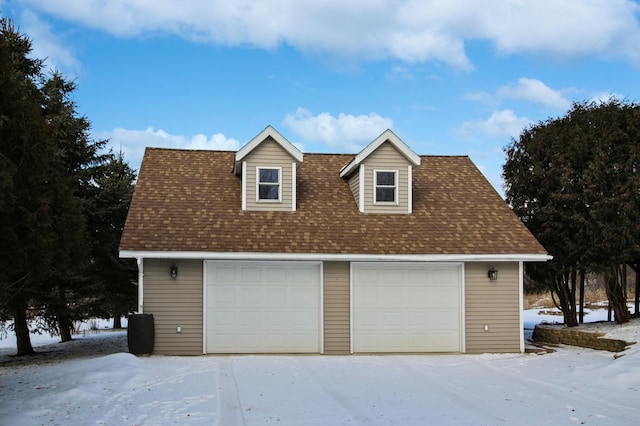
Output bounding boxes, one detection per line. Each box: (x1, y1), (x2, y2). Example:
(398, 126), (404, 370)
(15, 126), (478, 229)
(339, 159), (357, 178)
(120, 250), (551, 263)
(339, 129), (420, 178)
(235, 125), (303, 164)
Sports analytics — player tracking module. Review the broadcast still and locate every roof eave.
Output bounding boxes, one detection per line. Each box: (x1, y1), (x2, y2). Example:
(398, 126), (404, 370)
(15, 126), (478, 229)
(120, 250), (551, 262)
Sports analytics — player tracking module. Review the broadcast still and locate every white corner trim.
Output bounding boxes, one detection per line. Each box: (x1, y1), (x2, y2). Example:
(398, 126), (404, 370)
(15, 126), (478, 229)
(359, 164), (365, 213)
(241, 161), (247, 211)
(202, 260), (208, 355)
(519, 261), (525, 353)
(407, 164), (412, 214)
(460, 263), (466, 353)
(349, 262), (354, 354)
(136, 258), (144, 313)
(292, 162), (297, 212)
(319, 263), (324, 355)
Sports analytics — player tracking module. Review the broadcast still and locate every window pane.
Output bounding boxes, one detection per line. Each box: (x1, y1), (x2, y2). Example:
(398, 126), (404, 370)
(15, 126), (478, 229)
(259, 168), (279, 183)
(377, 171), (395, 185)
(259, 184), (279, 200)
(376, 187), (395, 202)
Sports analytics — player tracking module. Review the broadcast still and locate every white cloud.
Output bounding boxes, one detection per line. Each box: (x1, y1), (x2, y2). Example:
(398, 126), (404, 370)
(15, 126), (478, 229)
(386, 66), (416, 80)
(464, 78), (571, 110)
(473, 0), (640, 65)
(19, 0), (640, 69)
(18, 9), (81, 75)
(462, 90), (498, 106)
(458, 110), (531, 140)
(283, 108), (394, 152)
(95, 127), (240, 172)
(497, 78), (571, 110)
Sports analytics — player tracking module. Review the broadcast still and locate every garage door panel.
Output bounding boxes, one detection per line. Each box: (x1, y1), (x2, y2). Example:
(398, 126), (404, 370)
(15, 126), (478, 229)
(209, 308), (236, 326)
(432, 268), (455, 280)
(382, 270), (403, 284)
(290, 287), (317, 304)
(429, 332), (460, 350)
(407, 311), (430, 325)
(353, 263), (461, 353)
(240, 267), (261, 282)
(264, 288), (287, 303)
(406, 270), (426, 284)
(215, 266), (236, 281)
(428, 288), (457, 304)
(266, 267), (287, 282)
(291, 268), (315, 283)
(206, 261), (320, 353)
(380, 310), (407, 327)
(238, 288), (261, 305)
(210, 287), (236, 305)
(431, 309), (460, 325)
(379, 289), (404, 306)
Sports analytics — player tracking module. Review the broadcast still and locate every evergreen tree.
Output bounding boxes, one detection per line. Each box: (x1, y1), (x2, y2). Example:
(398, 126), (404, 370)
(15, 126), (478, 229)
(504, 99), (640, 325)
(0, 18), (137, 353)
(38, 72), (107, 341)
(85, 152), (137, 328)
(0, 18), (55, 354)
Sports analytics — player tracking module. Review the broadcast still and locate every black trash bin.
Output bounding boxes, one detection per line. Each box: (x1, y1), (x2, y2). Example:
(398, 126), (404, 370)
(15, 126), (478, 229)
(128, 313), (154, 355)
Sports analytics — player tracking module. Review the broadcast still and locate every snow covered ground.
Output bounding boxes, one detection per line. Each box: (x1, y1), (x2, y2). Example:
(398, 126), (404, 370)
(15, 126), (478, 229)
(0, 311), (638, 425)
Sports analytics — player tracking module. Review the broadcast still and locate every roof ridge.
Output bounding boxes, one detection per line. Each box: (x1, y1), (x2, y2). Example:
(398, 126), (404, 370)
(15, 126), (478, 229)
(144, 147), (471, 159)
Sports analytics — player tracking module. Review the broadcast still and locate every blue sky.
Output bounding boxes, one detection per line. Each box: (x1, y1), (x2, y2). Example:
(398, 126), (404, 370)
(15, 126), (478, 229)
(3, 1), (640, 193)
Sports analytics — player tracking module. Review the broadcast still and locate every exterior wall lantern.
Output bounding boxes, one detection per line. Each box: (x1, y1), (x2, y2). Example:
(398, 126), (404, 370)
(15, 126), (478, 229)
(488, 267), (498, 281)
(170, 264), (178, 279)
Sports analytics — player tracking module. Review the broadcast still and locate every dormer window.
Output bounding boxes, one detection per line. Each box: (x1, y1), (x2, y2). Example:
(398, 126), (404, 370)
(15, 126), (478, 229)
(257, 167), (281, 201)
(374, 170), (398, 204)
(340, 130), (420, 214)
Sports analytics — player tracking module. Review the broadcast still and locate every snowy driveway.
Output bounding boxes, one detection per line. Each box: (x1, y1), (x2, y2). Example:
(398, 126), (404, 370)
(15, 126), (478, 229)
(1, 337), (639, 425)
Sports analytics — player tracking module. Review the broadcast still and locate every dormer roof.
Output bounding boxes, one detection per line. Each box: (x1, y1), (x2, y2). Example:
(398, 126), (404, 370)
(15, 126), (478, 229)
(339, 129), (421, 178)
(234, 125), (303, 174)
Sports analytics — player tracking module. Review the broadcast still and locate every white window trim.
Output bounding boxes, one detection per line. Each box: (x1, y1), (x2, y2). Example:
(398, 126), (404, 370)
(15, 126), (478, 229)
(256, 166), (282, 203)
(373, 169), (399, 205)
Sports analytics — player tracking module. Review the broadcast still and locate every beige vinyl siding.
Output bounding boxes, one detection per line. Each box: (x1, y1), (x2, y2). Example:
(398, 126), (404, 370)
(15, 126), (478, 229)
(348, 172), (360, 206)
(465, 262), (521, 353)
(244, 137), (296, 211)
(323, 261), (351, 354)
(143, 259), (203, 355)
(362, 142), (410, 213)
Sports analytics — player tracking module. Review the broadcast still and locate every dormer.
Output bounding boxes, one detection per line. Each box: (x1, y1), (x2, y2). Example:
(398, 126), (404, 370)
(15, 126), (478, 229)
(340, 129), (421, 214)
(234, 126), (303, 211)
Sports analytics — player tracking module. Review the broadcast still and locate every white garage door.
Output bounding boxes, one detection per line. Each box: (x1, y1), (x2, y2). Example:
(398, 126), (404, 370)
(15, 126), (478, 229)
(205, 261), (321, 353)
(352, 263), (462, 353)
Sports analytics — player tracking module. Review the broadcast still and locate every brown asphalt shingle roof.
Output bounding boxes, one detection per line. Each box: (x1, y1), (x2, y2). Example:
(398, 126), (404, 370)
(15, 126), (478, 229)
(119, 148), (547, 255)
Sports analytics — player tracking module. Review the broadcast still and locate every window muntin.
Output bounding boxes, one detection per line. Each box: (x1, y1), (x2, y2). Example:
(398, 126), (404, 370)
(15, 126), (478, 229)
(374, 170), (397, 204)
(257, 167), (281, 201)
